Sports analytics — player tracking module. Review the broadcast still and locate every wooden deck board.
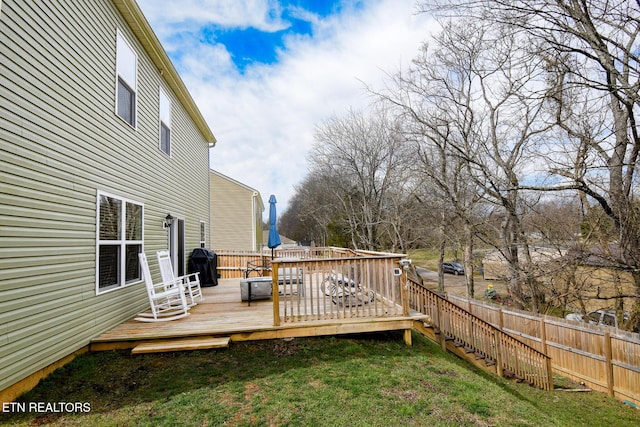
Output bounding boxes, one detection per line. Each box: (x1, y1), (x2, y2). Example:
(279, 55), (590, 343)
(91, 278), (426, 350)
(131, 336), (230, 354)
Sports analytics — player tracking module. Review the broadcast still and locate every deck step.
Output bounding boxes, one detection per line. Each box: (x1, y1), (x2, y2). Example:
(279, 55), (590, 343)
(131, 336), (230, 354)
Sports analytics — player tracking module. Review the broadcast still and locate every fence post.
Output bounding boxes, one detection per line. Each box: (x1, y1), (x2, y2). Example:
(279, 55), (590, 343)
(540, 318), (554, 390)
(546, 357), (554, 391)
(540, 318), (548, 354)
(494, 329), (504, 377)
(604, 332), (614, 397)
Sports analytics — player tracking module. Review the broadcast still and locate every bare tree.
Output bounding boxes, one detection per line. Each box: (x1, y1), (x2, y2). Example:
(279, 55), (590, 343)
(279, 171), (338, 246)
(377, 171), (429, 252)
(309, 107), (410, 250)
(421, 0), (640, 328)
(378, 18), (553, 307)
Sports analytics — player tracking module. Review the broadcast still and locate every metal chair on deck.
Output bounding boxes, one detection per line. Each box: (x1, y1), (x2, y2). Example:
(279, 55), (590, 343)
(321, 272), (375, 306)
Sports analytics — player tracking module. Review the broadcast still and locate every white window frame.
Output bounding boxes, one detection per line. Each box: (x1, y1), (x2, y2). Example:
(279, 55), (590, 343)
(159, 87), (172, 155)
(96, 191), (144, 294)
(199, 220), (206, 248)
(115, 29), (137, 128)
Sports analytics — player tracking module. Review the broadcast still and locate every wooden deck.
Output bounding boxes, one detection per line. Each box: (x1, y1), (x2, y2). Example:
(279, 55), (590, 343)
(91, 278), (424, 351)
(89, 273), (554, 390)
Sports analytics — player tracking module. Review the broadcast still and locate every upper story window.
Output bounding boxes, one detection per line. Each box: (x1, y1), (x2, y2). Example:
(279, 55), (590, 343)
(159, 87), (171, 155)
(116, 30), (137, 127)
(96, 191), (144, 293)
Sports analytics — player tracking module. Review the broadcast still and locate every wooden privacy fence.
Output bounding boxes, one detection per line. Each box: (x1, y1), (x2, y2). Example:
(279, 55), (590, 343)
(407, 280), (553, 391)
(447, 294), (640, 405)
(214, 247), (358, 279)
(215, 251), (264, 279)
(271, 255), (406, 325)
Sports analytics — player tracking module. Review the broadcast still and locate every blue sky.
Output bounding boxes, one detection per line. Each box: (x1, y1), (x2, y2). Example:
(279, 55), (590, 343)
(137, 0), (435, 214)
(210, 0), (349, 71)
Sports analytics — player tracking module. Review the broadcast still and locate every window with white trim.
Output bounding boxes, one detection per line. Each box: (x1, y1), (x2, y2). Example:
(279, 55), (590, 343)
(200, 221), (206, 248)
(116, 30), (137, 127)
(159, 87), (171, 155)
(97, 192), (143, 293)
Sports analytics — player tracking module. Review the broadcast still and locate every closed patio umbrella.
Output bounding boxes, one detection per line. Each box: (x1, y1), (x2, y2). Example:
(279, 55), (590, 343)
(267, 194), (281, 258)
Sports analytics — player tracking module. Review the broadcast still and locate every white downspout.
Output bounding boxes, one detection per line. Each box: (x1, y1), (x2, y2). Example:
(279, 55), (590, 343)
(251, 192), (258, 251)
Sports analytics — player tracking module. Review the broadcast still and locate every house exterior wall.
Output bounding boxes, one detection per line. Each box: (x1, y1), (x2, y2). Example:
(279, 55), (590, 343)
(0, 0), (213, 397)
(481, 247), (564, 281)
(209, 170), (264, 251)
(566, 267), (636, 313)
(253, 192), (265, 251)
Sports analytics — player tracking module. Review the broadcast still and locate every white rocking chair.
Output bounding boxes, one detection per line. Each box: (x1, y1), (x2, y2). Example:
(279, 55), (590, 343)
(157, 250), (203, 307)
(134, 252), (190, 322)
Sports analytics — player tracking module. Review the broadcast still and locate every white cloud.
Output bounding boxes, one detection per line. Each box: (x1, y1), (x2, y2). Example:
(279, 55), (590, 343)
(138, 0), (435, 214)
(140, 0), (289, 32)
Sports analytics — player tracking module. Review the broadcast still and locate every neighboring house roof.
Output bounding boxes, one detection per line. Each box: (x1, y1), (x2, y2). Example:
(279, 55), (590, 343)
(482, 246), (565, 263)
(565, 243), (628, 269)
(113, 0), (216, 147)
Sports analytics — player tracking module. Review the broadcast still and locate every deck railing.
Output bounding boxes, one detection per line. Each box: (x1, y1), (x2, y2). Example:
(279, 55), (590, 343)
(407, 279), (553, 390)
(271, 255), (406, 325)
(215, 247), (359, 279)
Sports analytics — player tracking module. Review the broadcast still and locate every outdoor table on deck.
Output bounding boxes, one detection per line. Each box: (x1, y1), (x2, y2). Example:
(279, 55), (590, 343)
(240, 276), (273, 306)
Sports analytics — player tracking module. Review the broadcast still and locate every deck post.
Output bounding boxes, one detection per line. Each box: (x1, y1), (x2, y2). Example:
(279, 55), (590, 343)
(272, 263), (280, 326)
(403, 329), (412, 346)
(436, 298), (446, 350)
(400, 271), (410, 317)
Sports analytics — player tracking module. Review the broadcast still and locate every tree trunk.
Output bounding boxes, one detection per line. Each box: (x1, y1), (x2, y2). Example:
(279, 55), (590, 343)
(464, 222), (474, 298)
(626, 271), (640, 332)
(438, 212), (446, 293)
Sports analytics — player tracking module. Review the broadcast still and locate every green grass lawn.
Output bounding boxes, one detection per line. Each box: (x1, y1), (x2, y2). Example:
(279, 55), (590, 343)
(408, 248), (442, 270)
(1, 332), (637, 426)
(408, 248), (483, 272)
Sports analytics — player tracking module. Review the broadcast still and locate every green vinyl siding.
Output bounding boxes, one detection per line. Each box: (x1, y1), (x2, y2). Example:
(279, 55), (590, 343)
(0, 0), (212, 394)
(210, 170), (264, 251)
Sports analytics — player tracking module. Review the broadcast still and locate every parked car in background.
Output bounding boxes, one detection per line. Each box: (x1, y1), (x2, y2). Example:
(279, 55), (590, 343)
(565, 309), (628, 329)
(442, 262), (465, 275)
